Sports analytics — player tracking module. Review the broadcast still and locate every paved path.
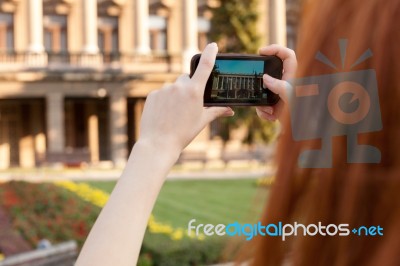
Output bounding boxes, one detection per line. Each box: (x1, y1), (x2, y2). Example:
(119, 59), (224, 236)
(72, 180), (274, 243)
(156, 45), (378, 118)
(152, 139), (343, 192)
(0, 166), (275, 182)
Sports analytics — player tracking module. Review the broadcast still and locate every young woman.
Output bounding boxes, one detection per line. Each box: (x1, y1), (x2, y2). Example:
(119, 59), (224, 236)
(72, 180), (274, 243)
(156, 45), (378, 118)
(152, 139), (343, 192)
(252, 0), (400, 265)
(76, 0), (400, 264)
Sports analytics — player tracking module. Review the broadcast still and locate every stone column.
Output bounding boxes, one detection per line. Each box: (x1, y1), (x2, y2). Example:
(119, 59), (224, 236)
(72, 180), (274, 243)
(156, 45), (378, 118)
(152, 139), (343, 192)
(64, 100), (75, 149)
(135, 0), (150, 54)
(31, 102), (46, 163)
(19, 135), (35, 168)
(66, 0), (83, 52)
(110, 93), (128, 167)
(269, 0), (287, 45)
(0, 119), (10, 169)
(19, 103), (35, 168)
(119, 0), (135, 54)
(134, 99), (145, 142)
(167, 0), (182, 54)
(26, 0), (47, 66)
(46, 93), (65, 154)
(82, 0), (99, 54)
(182, 0), (199, 73)
(87, 101), (100, 163)
(27, 0), (44, 53)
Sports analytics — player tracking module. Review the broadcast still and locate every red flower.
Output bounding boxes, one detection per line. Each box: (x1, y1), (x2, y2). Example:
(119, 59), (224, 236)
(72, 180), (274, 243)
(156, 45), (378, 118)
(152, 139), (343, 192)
(2, 189), (21, 207)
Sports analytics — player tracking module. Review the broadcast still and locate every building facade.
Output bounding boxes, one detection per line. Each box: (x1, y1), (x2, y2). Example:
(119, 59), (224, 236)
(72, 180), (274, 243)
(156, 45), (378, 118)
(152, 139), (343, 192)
(211, 73), (264, 99)
(0, 0), (296, 169)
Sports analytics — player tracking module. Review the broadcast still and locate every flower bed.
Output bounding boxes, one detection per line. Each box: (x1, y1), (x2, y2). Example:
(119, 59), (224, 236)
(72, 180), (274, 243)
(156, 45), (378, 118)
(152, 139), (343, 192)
(0, 181), (99, 252)
(0, 181), (235, 265)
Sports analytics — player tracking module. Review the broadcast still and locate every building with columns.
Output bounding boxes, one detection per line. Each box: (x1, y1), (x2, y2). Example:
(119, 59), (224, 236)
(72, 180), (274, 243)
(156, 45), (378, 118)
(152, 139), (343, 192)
(0, 0), (298, 169)
(211, 73), (265, 100)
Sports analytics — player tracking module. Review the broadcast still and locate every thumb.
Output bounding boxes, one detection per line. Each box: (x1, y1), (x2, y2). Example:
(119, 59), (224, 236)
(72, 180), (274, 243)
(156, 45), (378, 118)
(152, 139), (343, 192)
(263, 74), (291, 103)
(203, 107), (234, 124)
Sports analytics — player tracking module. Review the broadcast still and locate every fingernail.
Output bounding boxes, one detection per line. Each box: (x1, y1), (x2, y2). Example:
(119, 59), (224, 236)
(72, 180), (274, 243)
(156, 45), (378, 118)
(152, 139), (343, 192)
(263, 74), (274, 84)
(265, 107), (273, 114)
(225, 108), (234, 116)
(209, 42), (217, 48)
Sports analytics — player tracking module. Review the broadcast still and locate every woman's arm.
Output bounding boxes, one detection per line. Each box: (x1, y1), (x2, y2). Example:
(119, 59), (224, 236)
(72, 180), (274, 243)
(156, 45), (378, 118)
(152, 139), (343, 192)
(75, 43), (233, 266)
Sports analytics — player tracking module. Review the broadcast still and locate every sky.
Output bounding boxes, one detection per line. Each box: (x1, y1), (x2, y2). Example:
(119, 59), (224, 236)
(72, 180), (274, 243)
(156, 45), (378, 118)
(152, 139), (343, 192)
(214, 59), (264, 75)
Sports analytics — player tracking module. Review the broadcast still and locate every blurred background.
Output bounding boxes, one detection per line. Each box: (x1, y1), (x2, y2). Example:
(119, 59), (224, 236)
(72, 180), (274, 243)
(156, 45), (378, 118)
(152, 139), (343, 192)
(0, 0), (300, 265)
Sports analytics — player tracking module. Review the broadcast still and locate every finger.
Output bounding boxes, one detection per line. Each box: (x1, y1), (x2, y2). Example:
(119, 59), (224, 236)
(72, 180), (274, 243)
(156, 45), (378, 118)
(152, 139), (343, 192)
(203, 107), (234, 123)
(263, 74), (291, 102)
(272, 100), (285, 118)
(256, 107), (277, 122)
(175, 74), (190, 84)
(191, 43), (218, 90)
(256, 106), (274, 115)
(257, 100), (285, 120)
(259, 44), (297, 80)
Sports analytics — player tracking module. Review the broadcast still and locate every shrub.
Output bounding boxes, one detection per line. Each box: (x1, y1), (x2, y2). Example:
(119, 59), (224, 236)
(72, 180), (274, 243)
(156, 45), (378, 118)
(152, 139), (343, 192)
(139, 232), (232, 266)
(0, 181), (100, 249)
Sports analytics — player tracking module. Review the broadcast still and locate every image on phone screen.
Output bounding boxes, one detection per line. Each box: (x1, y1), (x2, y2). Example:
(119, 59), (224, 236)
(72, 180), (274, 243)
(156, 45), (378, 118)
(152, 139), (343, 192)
(210, 60), (266, 100)
(190, 54), (282, 106)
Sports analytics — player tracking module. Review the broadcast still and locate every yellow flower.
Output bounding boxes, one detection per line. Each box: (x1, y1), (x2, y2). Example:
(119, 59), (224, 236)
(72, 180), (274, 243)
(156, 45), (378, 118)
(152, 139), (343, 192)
(171, 229), (184, 240)
(55, 181), (109, 208)
(256, 176), (275, 187)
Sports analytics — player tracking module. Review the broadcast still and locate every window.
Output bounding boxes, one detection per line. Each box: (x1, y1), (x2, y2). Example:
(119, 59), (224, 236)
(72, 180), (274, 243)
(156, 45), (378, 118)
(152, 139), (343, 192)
(98, 16), (118, 53)
(43, 15), (67, 53)
(0, 13), (14, 51)
(198, 17), (210, 50)
(149, 15), (167, 52)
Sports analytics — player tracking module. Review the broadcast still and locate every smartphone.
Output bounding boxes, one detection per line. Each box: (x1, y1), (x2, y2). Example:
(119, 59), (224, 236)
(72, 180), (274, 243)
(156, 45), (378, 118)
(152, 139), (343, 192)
(190, 54), (283, 106)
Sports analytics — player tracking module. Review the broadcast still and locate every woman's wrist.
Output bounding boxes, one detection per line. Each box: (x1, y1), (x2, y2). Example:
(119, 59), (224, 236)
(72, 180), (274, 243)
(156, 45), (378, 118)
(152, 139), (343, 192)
(127, 138), (181, 175)
(136, 137), (181, 157)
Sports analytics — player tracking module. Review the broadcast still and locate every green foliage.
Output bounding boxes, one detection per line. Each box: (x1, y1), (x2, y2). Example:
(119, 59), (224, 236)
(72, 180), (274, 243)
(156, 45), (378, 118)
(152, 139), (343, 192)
(216, 108), (280, 144)
(209, 0), (261, 53)
(209, 0), (278, 144)
(139, 233), (232, 266)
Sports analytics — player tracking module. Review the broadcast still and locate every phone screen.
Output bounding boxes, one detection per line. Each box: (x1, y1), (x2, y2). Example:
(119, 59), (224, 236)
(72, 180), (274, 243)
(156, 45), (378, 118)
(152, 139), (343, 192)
(190, 54), (283, 106)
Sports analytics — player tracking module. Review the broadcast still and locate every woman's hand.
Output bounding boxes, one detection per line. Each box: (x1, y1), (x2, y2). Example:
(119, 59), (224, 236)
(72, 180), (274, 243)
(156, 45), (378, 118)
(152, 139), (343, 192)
(256, 44), (297, 122)
(138, 43), (234, 156)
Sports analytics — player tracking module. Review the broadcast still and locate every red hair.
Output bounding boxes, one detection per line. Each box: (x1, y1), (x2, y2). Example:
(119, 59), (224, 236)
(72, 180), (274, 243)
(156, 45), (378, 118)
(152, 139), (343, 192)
(249, 0), (400, 265)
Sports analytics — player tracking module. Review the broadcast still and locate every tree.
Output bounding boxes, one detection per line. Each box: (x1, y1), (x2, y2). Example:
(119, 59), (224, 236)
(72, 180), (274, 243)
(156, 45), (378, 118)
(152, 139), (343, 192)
(208, 0), (279, 145)
(209, 0), (261, 53)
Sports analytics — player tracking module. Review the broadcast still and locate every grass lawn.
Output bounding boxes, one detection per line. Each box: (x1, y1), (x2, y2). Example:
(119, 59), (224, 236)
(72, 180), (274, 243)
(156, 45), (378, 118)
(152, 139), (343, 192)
(85, 179), (269, 229)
